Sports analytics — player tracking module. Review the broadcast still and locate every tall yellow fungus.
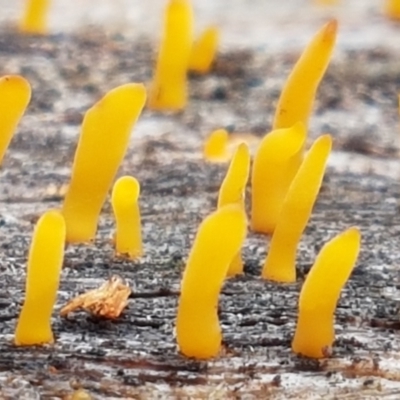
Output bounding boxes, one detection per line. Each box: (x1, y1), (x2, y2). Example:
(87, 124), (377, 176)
(251, 122), (306, 235)
(14, 210), (65, 346)
(176, 204), (247, 359)
(62, 83), (146, 243)
(273, 19), (337, 131)
(189, 26), (219, 74)
(0, 75), (31, 165)
(262, 134), (332, 283)
(292, 227), (361, 358)
(148, 0), (193, 111)
(111, 176), (142, 259)
(217, 143), (250, 276)
(19, 0), (51, 35)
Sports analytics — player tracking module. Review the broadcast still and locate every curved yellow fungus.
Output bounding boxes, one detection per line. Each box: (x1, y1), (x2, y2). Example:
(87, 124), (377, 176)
(385, 0), (400, 20)
(0, 75), (31, 165)
(292, 227), (361, 358)
(19, 0), (51, 35)
(176, 204), (247, 359)
(148, 0), (193, 111)
(62, 83), (146, 243)
(111, 176), (142, 259)
(14, 210), (65, 346)
(203, 128), (229, 162)
(251, 122), (306, 234)
(218, 143), (250, 276)
(188, 26), (219, 74)
(273, 19), (337, 131)
(262, 134), (332, 283)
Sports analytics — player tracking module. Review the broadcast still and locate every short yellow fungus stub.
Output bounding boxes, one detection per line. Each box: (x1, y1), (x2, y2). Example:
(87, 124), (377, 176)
(176, 204), (247, 359)
(385, 0), (400, 20)
(62, 83), (146, 243)
(111, 176), (142, 259)
(251, 122), (306, 235)
(262, 134), (332, 283)
(19, 0), (51, 35)
(14, 210), (66, 346)
(292, 227), (361, 358)
(203, 128), (229, 162)
(148, 0), (193, 111)
(0, 75), (31, 165)
(217, 143), (250, 276)
(188, 26), (220, 74)
(273, 19), (337, 131)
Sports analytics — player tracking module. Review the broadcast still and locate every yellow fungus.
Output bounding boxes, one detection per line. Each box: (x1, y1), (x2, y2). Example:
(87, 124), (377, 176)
(217, 143), (250, 276)
(203, 128), (229, 162)
(0, 75), (31, 165)
(148, 0), (193, 111)
(111, 176), (142, 259)
(292, 227), (361, 358)
(251, 122), (306, 235)
(19, 0), (51, 35)
(273, 19), (337, 131)
(385, 0), (400, 20)
(262, 134), (332, 283)
(176, 204), (247, 359)
(188, 26), (219, 74)
(14, 210), (65, 346)
(62, 83), (146, 243)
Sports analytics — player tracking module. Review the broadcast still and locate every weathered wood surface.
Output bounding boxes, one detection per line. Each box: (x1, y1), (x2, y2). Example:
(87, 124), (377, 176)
(0, 2), (399, 399)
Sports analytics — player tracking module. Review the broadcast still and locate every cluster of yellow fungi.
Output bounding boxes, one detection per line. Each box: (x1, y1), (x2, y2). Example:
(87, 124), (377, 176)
(176, 18), (360, 360)
(5, 1), (365, 363)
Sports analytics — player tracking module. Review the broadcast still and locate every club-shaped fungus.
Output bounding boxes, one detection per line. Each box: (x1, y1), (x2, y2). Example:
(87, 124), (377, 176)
(148, 0), (193, 111)
(273, 19), (337, 131)
(176, 204), (247, 359)
(188, 26), (219, 74)
(62, 83), (146, 243)
(111, 176), (142, 259)
(203, 128), (229, 162)
(19, 0), (51, 35)
(217, 143), (250, 276)
(251, 122), (306, 234)
(262, 134), (332, 283)
(14, 210), (65, 346)
(385, 0), (400, 20)
(292, 227), (361, 358)
(0, 75), (31, 165)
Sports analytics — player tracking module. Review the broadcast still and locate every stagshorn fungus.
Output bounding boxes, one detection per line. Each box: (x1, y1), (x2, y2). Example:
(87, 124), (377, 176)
(273, 19), (337, 131)
(251, 122), (306, 235)
(176, 204), (247, 359)
(14, 210), (65, 346)
(19, 0), (51, 35)
(203, 128), (230, 162)
(188, 25), (220, 74)
(62, 83), (146, 243)
(292, 227), (361, 358)
(148, 0), (193, 111)
(111, 176), (142, 259)
(384, 0), (400, 20)
(262, 134), (332, 283)
(0, 75), (31, 165)
(217, 143), (250, 276)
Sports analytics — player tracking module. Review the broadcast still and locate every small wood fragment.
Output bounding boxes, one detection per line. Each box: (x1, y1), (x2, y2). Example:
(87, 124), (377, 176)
(60, 276), (131, 319)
